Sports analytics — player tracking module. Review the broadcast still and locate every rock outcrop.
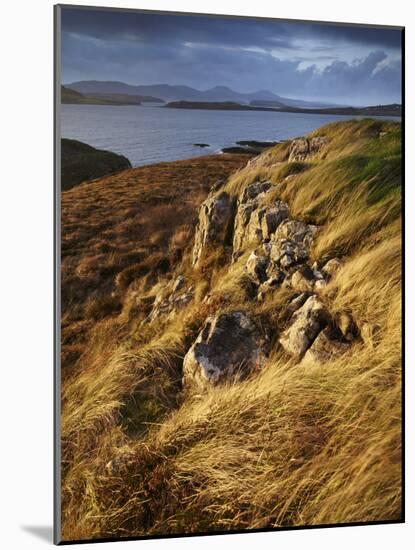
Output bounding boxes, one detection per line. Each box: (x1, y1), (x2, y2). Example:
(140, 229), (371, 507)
(302, 326), (350, 365)
(183, 312), (268, 389)
(148, 275), (194, 322)
(174, 143), (355, 380)
(266, 219), (318, 272)
(227, 176), (323, 301)
(233, 181), (289, 257)
(245, 252), (269, 284)
(279, 295), (329, 358)
(289, 136), (328, 162)
(192, 191), (234, 267)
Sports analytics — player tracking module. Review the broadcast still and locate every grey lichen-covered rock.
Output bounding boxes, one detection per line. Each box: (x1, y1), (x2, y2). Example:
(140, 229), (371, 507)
(302, 326), (350, 365)
(239, 180), (272, 203)
(279, 295), (329, 358)
(245, 251), (269, 284)
(288, 138), (309, 162)
(192, 191), (234, 267)
(232, 180), (289, 256)
(233, 202), (257, 253)
(289, 136), (328, 162)
(148, 276), (194, 322)
(291, 265), (316, 292)
(259, 202), (291, 240)
(269, 220), (318, 269)
(257, 275), (284, 301)
(183, 311), (268, 389)
(287, 292), (312, 312)
(274, 219), (318, 246)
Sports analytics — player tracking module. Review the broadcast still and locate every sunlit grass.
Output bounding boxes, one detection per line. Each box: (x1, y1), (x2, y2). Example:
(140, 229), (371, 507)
(60, 119), (402, 541)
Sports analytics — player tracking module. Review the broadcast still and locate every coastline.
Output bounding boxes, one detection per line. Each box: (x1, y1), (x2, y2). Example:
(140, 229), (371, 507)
(165, 100), (402, 118)
(61, 150), (253, 192)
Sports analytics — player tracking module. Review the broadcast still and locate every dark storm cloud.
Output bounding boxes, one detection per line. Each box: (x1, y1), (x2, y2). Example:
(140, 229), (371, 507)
(61, 8), (296, 50)
(61, 7), (401, 51)
(60, 6), (402, 105)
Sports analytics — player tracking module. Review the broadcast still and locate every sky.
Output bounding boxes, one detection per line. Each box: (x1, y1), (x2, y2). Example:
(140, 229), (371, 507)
(60, 7), (402, 105)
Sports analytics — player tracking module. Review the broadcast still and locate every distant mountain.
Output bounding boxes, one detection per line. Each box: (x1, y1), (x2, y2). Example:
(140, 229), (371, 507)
(65, 80), (342, 109)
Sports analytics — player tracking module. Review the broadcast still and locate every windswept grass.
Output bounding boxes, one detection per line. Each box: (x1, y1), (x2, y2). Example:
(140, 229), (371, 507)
(60, 119), (402, 541)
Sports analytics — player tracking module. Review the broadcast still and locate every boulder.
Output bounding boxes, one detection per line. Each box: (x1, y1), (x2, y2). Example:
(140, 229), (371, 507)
(240, 181), (272, 203)
(289, 136), (327, 162)
(279, 295), (329, 358)
(269, 239), (307, 269)
(287, 292), (312, 312)
(233, 202), (257, 254)
(274, 219), (318, 246)
(245, 252), (269, 284)
(257, 274), (285, 301)
(302, 326), (350, 365)
(148, 277), (194, 322)
(192, 191), (234, 267)
(183, 312), (268, 389)
(260, 202), (290, 240)
(288, 138), (309, 162)
(291, 265), (316, 292)
(269, 220), (317, 270)
(232, 181), (289, 256)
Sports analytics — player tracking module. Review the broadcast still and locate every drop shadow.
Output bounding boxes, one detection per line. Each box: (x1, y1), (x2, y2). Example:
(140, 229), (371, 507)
(21, 525), (54, 543)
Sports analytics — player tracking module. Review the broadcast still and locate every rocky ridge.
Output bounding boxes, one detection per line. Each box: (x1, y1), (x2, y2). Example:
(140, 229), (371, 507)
(149, 135), (358, 389)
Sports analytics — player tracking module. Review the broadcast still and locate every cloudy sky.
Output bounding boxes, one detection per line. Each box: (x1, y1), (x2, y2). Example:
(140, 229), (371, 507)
(60, 7), (402, 105)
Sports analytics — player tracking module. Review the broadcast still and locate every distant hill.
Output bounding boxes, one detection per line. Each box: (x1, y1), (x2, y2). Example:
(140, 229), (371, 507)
(251, 98), (347, 109)
(165, 101), (282, 111)
(83, 92), (164, 103)
(165, 100), (402, 117)
(273, 103), (402, 117)
(61, 86), (143, 106)
(61, 138), (131, 190)
(65, 80), (343, 109)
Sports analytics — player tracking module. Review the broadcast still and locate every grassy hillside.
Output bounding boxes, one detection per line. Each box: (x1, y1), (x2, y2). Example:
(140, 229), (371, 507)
(60, 119), (402, 541)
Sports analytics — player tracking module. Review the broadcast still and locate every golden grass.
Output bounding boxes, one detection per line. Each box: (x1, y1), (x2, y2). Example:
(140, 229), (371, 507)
(60, 120), (402, 541)
(61, 153), (250, 375)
